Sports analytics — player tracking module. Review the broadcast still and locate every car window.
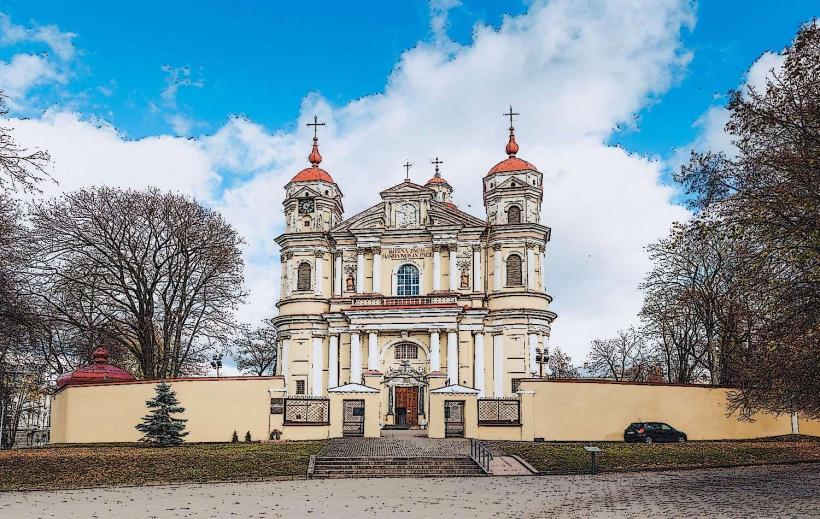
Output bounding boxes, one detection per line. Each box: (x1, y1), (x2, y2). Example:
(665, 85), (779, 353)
(660, 424), (672, 430)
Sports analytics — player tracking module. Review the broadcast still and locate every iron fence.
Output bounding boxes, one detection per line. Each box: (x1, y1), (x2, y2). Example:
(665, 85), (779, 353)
(477, 398), (521, 426)
(283, 397), (330, 425)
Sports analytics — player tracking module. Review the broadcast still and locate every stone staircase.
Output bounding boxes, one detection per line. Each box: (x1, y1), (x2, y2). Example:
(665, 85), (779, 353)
(310, 456), (485, 479)
(308, 435), (486, 479)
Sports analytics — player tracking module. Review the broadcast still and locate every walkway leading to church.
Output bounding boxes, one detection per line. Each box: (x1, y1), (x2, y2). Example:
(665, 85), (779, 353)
(310, 431), (483, 478)
(4, 464), (818, 518)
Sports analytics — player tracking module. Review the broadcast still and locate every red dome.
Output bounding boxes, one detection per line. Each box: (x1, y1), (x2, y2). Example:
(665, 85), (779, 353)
(290, 166), (335, 183)
(56, 347), (136, 389)
(426, 174), (449, 185)
(487, 157), (538, 175)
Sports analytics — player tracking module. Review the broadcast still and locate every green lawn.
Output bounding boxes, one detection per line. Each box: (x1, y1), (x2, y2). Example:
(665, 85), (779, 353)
(488, 436), (820, 474)
(0, 441), (326, 491)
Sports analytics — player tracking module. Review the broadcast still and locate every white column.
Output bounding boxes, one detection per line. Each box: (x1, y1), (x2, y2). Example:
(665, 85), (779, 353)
(334, 254), (342, 296)
(328, 335), (339, 388)
(527, 246), (536, 290)
(372, 249), (382, 293)
(429, 330), (441, 372)
(447, 330), (458, 385)
(473, 332), (485, 396)
(356, 250), (365, 293)
(350, 332), (362, 384)
(281, 338), (290, 389)
(433, 246), (441, 291)
(494, 246), (502, 290)
(286, 254), (294, 296)
(449, 246), (458, 291)
(542, 248), (548, 292)
(472, 246), (481, 292)
(311, 336), (323, 396)
(367, 331), (378, 371)
(314, 254), (324, 296)
(493, 333), (504, 397)
(528, 333), (539, 375)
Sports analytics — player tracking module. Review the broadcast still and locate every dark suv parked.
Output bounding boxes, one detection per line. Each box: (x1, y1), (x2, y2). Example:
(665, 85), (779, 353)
(624, 422), (687, 443)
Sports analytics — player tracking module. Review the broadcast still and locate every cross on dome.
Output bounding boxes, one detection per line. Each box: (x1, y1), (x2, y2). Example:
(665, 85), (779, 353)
(503, 105), (520, 157)
(431, 157), (444, 176)
(306, 115), (325, 167)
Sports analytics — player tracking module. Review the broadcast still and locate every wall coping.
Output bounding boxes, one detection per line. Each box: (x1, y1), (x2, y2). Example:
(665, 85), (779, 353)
(53, 375), (284, 394)
(518, 378), (737, 390)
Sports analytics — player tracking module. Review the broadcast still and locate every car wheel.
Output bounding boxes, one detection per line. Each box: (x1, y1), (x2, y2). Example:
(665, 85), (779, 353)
(678, 436), (686, 443)
(644, 436), (653, 444)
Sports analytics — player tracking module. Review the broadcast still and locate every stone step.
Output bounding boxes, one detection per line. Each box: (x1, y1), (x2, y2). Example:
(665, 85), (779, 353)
(310, 455), (485, 479)
(311, 471), (485, 479)
(314, 459), (478, 466)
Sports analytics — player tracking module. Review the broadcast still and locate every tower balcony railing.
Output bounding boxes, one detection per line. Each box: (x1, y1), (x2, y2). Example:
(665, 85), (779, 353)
(350, 294), (459, 308)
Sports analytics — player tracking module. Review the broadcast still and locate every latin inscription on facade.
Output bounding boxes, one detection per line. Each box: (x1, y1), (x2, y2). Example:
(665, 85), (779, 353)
(383, 247), (432, 260)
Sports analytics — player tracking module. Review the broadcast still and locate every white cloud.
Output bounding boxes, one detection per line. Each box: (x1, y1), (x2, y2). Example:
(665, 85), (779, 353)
(0, 12), (76, 109)
(7, 0), (698, 362)
(0, 12), (76, 60)
(672, 49), (786, 168)
(0, 53), (65, 103)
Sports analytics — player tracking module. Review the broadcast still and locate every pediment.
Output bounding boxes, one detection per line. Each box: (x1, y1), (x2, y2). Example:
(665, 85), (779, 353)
(428, 201), (486, 228)
(379, 181), (432, 199)
(289, 185), (324, 199)
(496, 176), (529, 190)
(332, 203), (386, 232)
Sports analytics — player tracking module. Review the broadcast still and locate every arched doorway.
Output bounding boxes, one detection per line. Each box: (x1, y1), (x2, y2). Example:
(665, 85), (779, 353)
(383, 353), (428, 429)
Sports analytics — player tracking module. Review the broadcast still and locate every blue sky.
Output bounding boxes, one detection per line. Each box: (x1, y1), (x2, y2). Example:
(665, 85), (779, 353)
(2, 1), (814, 159)
(1, 1), (816, 365)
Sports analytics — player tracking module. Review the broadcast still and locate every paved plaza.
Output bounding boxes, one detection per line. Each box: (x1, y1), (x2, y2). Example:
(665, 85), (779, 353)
(1, 463), (818, 518)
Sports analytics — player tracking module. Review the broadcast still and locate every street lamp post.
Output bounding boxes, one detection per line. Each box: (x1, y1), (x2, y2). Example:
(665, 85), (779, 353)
(210, 354), (223, 378)
(535, 347), (549, 379)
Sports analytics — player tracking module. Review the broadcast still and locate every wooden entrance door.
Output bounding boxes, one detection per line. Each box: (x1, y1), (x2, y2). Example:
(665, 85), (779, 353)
(395, 387), (419, 427)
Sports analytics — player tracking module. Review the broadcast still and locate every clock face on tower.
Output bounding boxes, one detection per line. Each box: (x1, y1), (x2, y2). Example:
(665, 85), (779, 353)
(298, 198), (315, 214)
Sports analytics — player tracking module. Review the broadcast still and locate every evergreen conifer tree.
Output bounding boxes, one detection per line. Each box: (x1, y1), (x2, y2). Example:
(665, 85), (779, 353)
(135, 382), (188, 446)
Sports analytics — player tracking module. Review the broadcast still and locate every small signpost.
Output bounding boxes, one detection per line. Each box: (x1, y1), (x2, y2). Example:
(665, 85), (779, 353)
(584, 446), (602, 475)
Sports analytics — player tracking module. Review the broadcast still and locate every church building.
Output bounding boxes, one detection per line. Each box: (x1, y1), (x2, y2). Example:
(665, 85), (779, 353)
(272, 111), (556, 429)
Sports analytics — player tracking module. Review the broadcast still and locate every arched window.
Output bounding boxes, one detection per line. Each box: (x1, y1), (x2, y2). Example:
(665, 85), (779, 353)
(394, 343), (418, 360)
(297, 262), (312, 291)
(506, 254), (523, 286)
(396, 264), (420, 296)
(507, 205), (521, 224)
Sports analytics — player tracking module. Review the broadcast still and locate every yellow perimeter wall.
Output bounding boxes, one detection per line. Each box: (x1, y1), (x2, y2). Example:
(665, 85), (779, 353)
(51, 377), (817, 443)
(51, 377), (282, 444)
(519, 380), (795, 441)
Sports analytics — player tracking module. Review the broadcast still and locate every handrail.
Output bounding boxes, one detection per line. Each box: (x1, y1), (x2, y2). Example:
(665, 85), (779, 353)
(470, 438), (493, 474)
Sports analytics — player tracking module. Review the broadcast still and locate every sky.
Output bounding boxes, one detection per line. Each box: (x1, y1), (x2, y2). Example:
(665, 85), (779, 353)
(0, 0), (815, 372)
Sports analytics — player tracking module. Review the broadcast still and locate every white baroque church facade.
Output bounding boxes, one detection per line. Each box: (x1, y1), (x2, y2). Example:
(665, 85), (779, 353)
(272, 115), (556, 428)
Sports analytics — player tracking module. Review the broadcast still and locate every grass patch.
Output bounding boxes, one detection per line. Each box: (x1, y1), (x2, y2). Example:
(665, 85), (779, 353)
(488, 437), (820, 474)
(0, 441), (326, 491)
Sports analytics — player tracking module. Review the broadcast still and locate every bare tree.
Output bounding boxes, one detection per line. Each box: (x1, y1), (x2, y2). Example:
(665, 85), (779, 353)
(28, 187), (246, 379)
(674, 23), (820, 417)
(548, 346), (578, 379)
(0, 92), (51, 193)
(586, 327), (650, 381)
(232, 321), (277, 376)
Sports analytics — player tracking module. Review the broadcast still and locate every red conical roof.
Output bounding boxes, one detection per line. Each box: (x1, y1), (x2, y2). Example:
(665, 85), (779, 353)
(56, 347), (136, 389)
(290, 130), (336, 184)
(487, 125), (538, 175)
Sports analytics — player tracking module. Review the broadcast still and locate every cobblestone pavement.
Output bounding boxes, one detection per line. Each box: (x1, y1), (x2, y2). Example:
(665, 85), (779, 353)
(318, 435), (471, 457)
(2, 464), (818, 518)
